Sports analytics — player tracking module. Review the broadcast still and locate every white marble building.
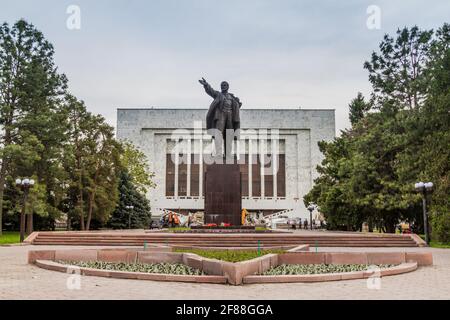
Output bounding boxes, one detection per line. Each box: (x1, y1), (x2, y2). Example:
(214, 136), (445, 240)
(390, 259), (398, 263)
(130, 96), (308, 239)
(116, 108), (335, 220)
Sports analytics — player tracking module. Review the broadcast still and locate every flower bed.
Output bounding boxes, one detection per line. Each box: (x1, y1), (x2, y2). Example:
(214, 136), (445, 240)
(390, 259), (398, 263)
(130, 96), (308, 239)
(262, 263), (396, 275)
(57, 260), (204, 275)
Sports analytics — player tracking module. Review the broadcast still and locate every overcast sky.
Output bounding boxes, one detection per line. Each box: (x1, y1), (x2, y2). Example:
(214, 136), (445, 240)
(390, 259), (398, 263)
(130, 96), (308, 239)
(1, 0), (449, 134)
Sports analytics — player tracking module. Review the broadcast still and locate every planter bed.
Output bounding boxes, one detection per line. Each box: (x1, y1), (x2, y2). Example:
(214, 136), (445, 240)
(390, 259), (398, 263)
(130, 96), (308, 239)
(262, 263), (396, 275)
(57, 260), (204, 275)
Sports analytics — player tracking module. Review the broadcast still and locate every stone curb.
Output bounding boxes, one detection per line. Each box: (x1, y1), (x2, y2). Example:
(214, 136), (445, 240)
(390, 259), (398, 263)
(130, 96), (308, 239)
(23, 231), (40, 244)
(408, 234), (428, 247)
(34, 260), (227, 284)
(29, 248), (430, 285)
(242, 262), (418, 284)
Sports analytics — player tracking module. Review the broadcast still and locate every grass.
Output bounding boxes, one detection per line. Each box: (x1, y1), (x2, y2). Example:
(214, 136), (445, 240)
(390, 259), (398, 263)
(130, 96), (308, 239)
(168, 227), (191, 232)
(262, 264), (397, 275)
(0, 231), (20, 245)
(173, 248), (286, 262)
(57, 261), (204, 275)
(429, 241), (450, 248)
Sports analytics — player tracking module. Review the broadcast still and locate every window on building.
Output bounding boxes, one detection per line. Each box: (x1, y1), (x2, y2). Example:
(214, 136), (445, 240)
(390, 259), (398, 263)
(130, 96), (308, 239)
(191, 154), (200, 196)
(252, 154), (261, 197)
(240, 154), (249, 197)
(166, 154), (175, 196)
(178, 156), (187, 197)
(264, 154), (274, 197)
(277, 154), (286, 197)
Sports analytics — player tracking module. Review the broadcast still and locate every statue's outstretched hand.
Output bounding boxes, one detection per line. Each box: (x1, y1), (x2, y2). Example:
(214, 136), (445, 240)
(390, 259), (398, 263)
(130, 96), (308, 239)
(198, 77), (207, 86)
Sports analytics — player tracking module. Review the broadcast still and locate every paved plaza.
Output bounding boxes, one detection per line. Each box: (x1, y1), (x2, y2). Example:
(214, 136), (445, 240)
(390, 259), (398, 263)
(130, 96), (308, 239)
(0, 243), (449, 300)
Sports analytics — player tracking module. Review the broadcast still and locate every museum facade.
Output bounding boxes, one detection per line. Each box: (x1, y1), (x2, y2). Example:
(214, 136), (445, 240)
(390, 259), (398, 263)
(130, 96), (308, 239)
(117, 108), (335, 220)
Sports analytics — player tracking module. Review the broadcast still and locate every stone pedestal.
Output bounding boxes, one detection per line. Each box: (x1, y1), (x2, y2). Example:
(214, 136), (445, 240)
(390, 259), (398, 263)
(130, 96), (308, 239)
(204, 164), (242, 226)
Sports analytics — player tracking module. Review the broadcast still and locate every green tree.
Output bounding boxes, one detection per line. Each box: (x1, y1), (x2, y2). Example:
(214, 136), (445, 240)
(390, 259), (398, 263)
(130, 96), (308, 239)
(120, 141), (156, 194)
(63, 96), (122, 230)
(0, 20), (67, 234)
(306, 24), (450, 236)
(364, 26), (433, 110)
(108, 171), (151, 229)
(348, 92), (371, 126)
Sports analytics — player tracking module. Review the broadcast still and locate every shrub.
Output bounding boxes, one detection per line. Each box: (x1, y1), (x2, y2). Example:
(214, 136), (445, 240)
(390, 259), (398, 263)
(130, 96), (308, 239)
(431, 212), (450, 243)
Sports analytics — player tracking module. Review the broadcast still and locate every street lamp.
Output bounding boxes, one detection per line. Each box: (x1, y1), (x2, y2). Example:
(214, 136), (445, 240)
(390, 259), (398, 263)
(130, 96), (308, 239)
(307, 203), (316, 231)
(125, 205), (134, 229)
(414, 181), (433, 245)
(15, 178), (35, 242)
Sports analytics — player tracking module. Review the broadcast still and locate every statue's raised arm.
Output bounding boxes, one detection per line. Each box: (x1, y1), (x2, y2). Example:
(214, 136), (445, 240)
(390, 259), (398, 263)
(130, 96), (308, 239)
(199, 77), (218, 99)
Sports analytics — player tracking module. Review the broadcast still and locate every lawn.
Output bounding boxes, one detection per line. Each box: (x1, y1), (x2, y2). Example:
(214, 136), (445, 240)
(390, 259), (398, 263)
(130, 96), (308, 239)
(429, 241), (450, 248)
(0, 231), (20, 245)
(173, 248), (286, 262)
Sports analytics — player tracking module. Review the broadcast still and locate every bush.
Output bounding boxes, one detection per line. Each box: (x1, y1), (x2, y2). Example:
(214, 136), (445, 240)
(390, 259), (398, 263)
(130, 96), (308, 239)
(431, 212), (450, 243)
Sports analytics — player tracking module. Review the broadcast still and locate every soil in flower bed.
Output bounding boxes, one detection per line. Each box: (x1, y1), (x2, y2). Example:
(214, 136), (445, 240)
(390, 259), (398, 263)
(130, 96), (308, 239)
(56, 261), (204, 275)
(173, 248), (286, 262)
(262, 264), (397, 275)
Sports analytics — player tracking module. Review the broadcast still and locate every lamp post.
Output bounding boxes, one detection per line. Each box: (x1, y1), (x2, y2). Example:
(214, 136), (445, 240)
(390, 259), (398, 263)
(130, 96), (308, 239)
(15, 178), (35, 242)
(414, 181), (433, 245)
(125, 205), (134, 229)
(307, 203), (316, 231)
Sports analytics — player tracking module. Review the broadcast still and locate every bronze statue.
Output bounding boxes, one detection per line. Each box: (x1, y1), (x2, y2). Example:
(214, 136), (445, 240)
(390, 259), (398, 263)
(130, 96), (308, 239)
(198, 77), (242, 160)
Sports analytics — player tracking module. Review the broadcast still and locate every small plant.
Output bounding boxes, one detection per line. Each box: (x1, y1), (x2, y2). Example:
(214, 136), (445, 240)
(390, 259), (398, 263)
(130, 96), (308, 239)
(262, 264), (396, 275)
(57, 261), (204, 275)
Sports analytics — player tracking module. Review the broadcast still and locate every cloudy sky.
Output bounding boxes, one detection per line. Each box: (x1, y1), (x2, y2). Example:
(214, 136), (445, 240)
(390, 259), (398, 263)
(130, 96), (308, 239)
(1, 0), (449, 134)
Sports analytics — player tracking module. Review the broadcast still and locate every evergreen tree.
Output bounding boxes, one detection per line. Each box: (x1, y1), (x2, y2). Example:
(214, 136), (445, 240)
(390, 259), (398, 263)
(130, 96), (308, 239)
(348, 93), (371, 126)
(0, 20), (67, 234)
(108, 171), (151, 229)
(306, 24), (450, 237)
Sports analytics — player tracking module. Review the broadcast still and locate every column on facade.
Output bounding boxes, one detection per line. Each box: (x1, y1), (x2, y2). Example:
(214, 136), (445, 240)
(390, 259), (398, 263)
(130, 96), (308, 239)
(272, 137), (278, 198)
(260, 130), (265, 199)
(199, 136), (203, 198)
(187, 138), (191, 197)
(174, 139), (179, 198)
(248, 137), (252, 197)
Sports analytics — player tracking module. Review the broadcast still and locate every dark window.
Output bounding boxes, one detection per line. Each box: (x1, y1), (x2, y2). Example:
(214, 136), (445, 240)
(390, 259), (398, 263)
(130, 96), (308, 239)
(178, 155), (187, 196)
(252, 154), (261, 197)
(191, 154), (200, 196)
(166, 154), (175, 196)
(263, 154), (274, 197)
(277, 154), (286, 197)
(203, 157), (208, 197)
(240, 154), (249, 197)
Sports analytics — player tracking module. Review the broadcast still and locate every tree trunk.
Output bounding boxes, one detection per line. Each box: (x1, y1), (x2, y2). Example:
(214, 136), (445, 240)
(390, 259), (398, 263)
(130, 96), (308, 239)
(0, 166), (6, 236)
(86, 166), (100, 231)
(0, 142), (10, 236)
(368, 220), (374, 232)
(77, 163), (84, 230)
(79, 186), (85, 231)
(86, 191), (96, 231)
